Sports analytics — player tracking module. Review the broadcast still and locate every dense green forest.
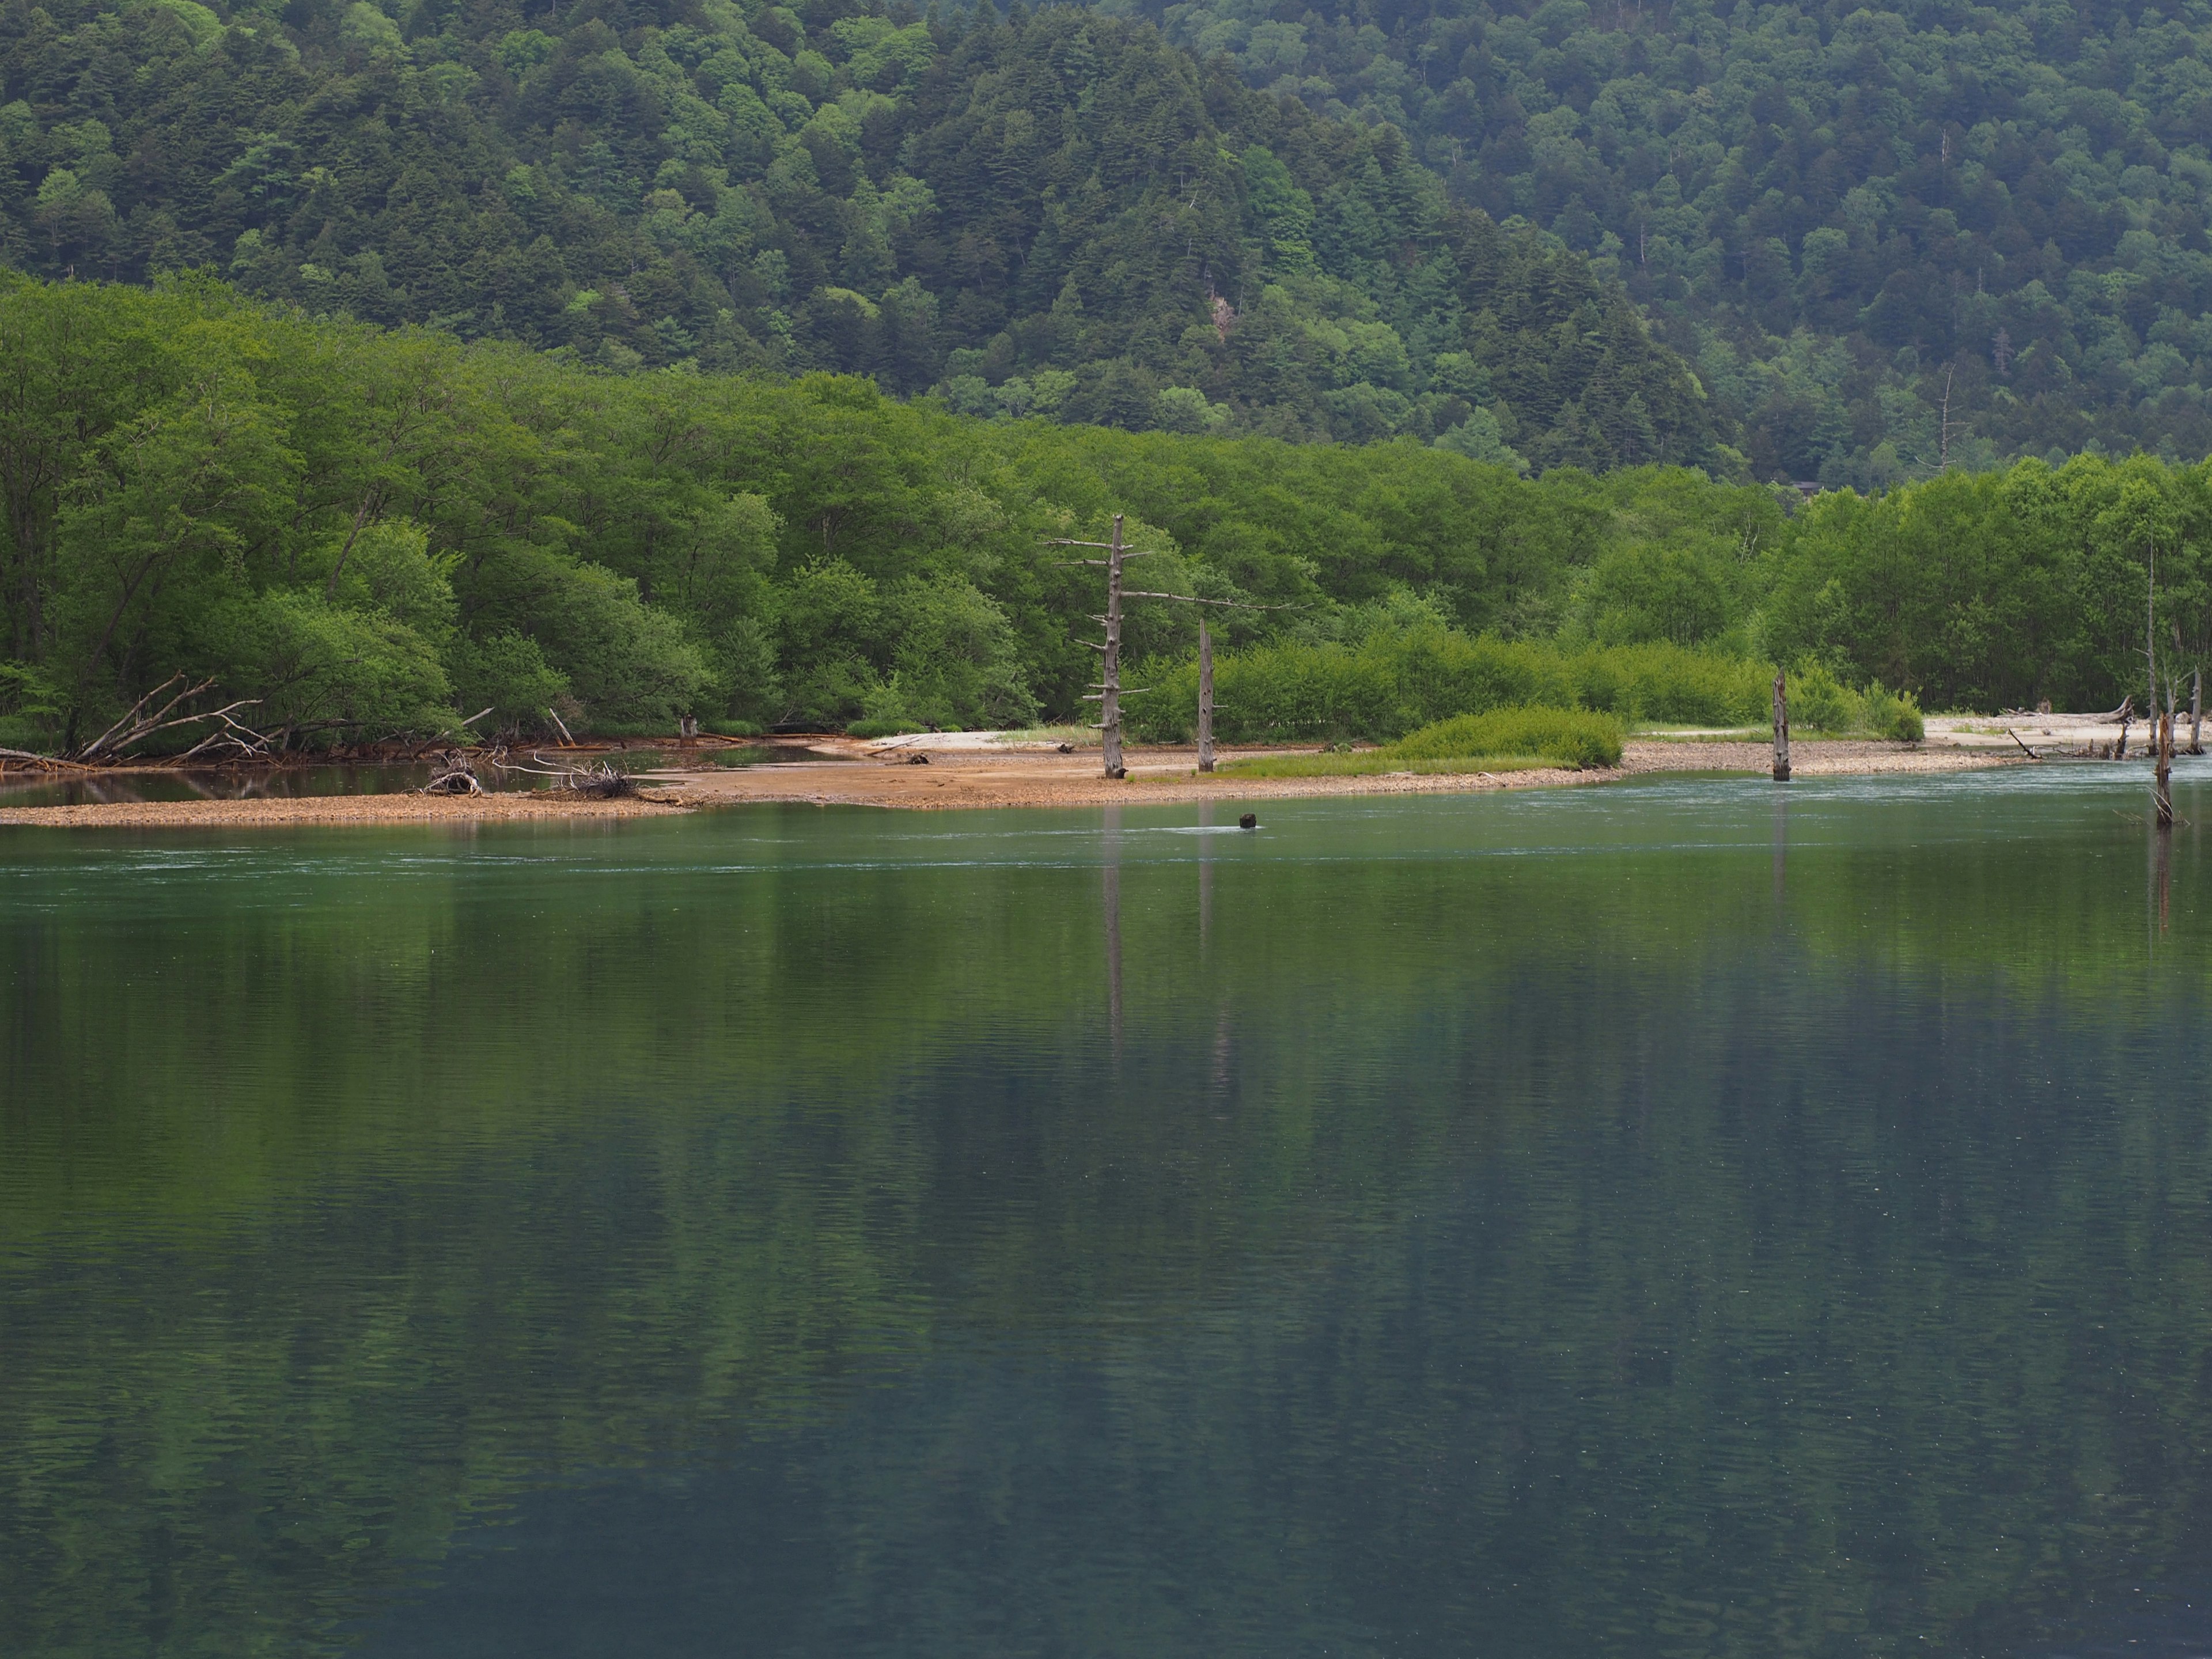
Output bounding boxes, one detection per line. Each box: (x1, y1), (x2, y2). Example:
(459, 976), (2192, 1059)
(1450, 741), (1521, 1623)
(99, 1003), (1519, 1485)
(0, 0), (1714, 465)
(1125, 0), (2212, 483)
(2, 275), (2209, 750)
(9, 0), (2212, 484)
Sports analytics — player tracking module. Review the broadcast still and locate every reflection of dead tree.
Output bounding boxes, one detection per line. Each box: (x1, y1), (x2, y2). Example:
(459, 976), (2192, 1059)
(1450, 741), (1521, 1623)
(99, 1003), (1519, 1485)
(70, 674), (266, 763)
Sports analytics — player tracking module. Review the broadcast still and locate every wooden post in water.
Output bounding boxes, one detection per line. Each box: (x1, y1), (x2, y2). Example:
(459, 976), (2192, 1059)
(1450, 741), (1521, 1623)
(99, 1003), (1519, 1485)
(1196, 622), (1216, 774)
(1771, 669), (1791, 782)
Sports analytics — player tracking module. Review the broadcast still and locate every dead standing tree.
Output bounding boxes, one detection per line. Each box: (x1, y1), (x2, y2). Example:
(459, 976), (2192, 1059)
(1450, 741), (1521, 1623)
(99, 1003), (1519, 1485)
(1048, 513), (1288, 778)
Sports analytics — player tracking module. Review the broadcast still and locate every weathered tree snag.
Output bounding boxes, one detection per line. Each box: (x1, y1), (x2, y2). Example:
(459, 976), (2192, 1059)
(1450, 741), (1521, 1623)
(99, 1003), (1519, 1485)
(1102, 518), (1126, 778)
(1771, 670), (1791, 782)
(1197, 622), (1215, 774)
(2193, 669), (2203, 755)
(1050, 516), (1288, 781)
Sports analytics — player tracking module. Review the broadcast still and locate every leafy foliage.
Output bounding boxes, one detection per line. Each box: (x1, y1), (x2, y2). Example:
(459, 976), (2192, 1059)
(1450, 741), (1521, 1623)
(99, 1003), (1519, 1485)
(1390, 702), (1625, 766)
(0, 0), (1713, 463)
(1110, 0), (2212, 482)
(1, 275), (2205, 753)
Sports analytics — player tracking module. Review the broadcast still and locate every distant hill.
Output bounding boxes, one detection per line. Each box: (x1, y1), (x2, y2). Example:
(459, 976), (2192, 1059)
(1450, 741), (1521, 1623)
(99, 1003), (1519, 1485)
(0, 0), (1714, 470)
(1113, 0), (2212, 484)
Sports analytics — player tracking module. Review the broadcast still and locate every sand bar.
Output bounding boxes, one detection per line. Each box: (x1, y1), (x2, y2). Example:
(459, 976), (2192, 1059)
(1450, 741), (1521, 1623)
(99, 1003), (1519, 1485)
(0, 735), (2037, 828)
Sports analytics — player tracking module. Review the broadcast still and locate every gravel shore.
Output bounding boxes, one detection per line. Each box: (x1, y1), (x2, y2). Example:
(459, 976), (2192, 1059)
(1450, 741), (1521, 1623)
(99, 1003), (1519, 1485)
(0, 737), (2018, 828)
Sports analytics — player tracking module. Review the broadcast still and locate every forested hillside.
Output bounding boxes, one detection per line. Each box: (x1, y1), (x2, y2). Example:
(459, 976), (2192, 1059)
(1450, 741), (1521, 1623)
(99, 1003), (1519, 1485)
(2, 277), (2206, 757)
(1124, 0), (2212, 483)
(0, 0), (1711, 466)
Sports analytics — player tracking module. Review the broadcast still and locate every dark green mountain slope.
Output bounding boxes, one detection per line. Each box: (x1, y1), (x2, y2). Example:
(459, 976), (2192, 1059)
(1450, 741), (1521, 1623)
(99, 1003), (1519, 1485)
(1111, 0), (2212, 482)
(0, 0), (1711, 467)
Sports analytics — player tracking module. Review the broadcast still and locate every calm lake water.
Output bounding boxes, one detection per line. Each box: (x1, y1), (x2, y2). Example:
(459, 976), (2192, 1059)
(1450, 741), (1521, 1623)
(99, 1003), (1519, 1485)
(7, 766), (2212, 1657)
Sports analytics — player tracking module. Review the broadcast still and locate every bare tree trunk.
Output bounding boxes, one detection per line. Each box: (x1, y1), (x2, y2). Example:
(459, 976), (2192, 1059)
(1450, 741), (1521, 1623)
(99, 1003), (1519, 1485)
(1771, 670), (1791, 782)
(1100, 514), (1126, 779)
(1196, 621), (1215, 774)
(2192, 668), (2202, 755)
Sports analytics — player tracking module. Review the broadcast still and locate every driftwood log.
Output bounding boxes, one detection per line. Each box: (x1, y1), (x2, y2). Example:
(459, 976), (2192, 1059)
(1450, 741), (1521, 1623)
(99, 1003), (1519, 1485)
(421, 751), (484, 794)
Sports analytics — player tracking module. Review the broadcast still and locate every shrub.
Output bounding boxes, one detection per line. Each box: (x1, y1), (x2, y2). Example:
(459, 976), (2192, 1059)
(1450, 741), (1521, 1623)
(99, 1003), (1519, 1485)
(1863, 684), (1925, 741)
(1390, 706), (1625, 769)
(1785, 661), (1855, 732)
(1127, 629), (1769, 743)
(846, 715), (927, 738)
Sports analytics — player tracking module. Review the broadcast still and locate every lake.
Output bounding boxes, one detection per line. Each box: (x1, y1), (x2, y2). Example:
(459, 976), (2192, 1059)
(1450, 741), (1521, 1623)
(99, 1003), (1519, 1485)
(5, 766), (2211, 1657)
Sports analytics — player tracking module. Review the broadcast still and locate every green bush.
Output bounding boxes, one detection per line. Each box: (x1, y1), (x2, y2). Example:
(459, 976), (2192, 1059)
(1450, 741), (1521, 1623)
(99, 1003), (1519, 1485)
(1785, 661), (1855, 732)
(1390, 707), (1625, 769)
(1863, 684), (1925, 742)
(846, 715), (927, 738)
(1127, 630), (1769, 743)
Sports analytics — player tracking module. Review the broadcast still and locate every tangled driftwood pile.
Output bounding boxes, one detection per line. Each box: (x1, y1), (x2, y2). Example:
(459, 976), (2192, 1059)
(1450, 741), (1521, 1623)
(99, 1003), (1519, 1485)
(420, 751), (484, 794)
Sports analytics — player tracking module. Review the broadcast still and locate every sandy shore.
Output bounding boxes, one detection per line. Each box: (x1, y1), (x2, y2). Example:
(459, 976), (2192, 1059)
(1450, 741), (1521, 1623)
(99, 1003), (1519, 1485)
(630, 735), (2016, 813)
(0, 736), (2022, 828)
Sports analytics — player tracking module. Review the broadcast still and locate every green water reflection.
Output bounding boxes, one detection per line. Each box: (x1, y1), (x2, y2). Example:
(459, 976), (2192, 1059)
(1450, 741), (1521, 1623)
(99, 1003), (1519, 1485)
(6, 768), (2212, 1656)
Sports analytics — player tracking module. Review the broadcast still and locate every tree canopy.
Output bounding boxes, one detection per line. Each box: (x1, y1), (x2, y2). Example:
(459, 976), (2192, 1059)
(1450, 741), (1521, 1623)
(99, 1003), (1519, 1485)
(0, 0), (1713, 465)
(1116, 0), (2212, 483)
(2, 275), (2207, 755)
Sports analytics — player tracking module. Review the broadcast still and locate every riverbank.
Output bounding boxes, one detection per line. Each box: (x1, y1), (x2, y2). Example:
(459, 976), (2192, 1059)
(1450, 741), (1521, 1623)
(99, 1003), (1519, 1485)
(0, 737), (2022, 827)
(645, 737), (2014, 812)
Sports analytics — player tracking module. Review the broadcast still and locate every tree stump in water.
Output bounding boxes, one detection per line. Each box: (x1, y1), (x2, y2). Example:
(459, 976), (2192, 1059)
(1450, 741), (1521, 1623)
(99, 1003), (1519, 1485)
(1771, 671), (1791, 782)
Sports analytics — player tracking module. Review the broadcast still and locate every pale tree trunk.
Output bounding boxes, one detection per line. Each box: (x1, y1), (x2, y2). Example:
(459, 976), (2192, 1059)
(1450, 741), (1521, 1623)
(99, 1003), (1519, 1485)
(1100, 515), (1125, 779)
(1771, 670), (1791, 782)
(1197, 622), (1215, 774)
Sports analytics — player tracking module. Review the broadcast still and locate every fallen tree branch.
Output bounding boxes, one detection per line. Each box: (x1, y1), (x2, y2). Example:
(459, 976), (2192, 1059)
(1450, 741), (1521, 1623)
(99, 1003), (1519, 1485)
(76, 675), (211, 760)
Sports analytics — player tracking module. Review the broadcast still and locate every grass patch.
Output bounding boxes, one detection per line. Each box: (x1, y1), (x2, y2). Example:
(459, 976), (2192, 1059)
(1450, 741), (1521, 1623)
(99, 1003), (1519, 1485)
(1223, 706), (1624, 778)
(845, 717), (928, 738)
(1220, 751), (1560, 779)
